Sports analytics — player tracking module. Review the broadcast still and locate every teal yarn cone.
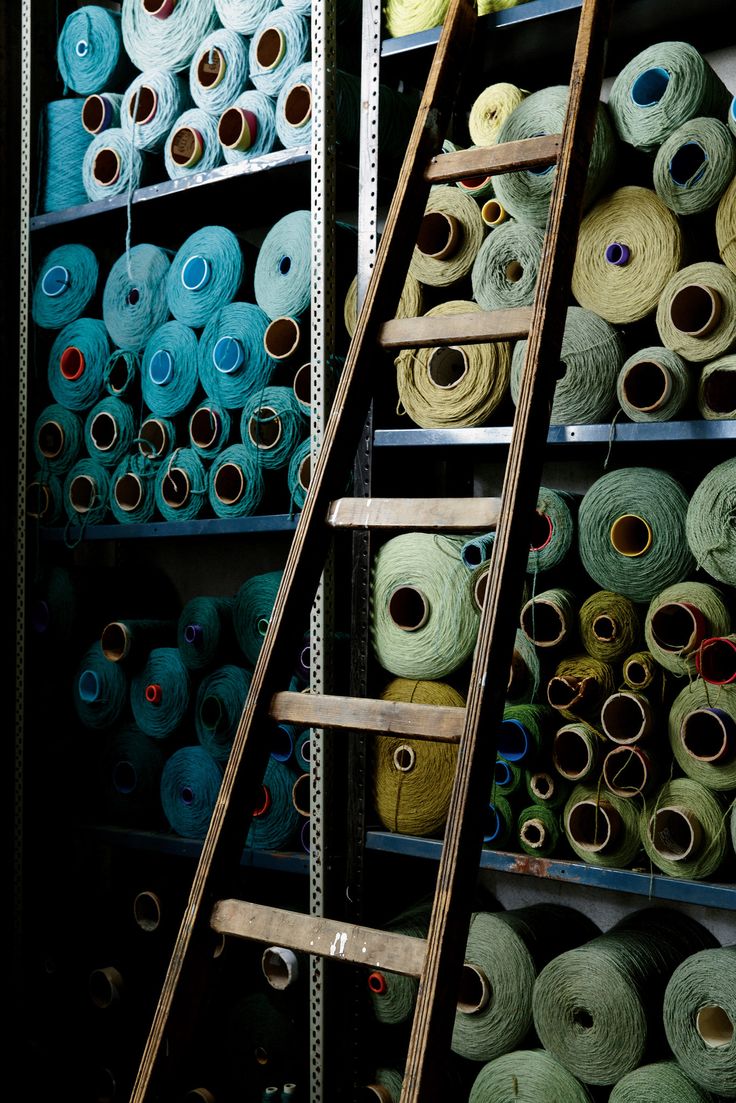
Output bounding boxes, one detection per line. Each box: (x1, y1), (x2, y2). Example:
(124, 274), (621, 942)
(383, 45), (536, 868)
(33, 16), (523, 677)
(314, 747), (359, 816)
(616, 346), (692, 422)
(469, 1049), (594, 1103)
(73, 641), (129, 730)
(141, 320), (200, 417)
(248, 8), (310, 98)
(154, 447), (209, 523)
(63, 457), (111, 527)
(27, 470), (64, 526)
(121, 0), (220, 73)
(608, 41), (732, 153)
(493, 86), (616, 226)
(109, 452), (159, 525)
(178, 594), (237, 673)
(97, 723), (166, 829)
(38, 98), (93, 213)
(532, 906), (718, 1086)
(577, 466), (694, 602)
(644, 581), (731, 677)
(246, 758), (301, 850)
(82, 127), (147, 203)
(254, 210), (313, 321)
(166, 225), (245, 329)
(366, 1069), (403, 1103)
(218, 89), (279, 164)
(563, 783), (642, 869)
(653, 116), (736, 216)
(188, 401), (232, 459)
(471, 221), (545, 311)
(83, 396), (136, 468)
(120, 69), (192, 153)
(47, 317), (111, 411)
(57, 6), (130, 96)
(511, 306), (624, 425)
(451, 906), (600, 1062)
(33, 404), (84, 476)
(664, 947), (736, 1097)
(32, 243), (99, 329)
(640, 778), (729, 881)
(234, 570), (284, 666)
(103, 348), (139, 399)
(371, 533), (480, 680)
(198, 301), (274, 410)
(461, 531), (495, 570)
(189, 28), (250, 116)
(686, 457), (736, 586)
(164, 107), (223, 179)
(131, 646), (191, 740)
(224, 992), (302, 1099)
(160, 745), (222, 839)
(139, 414), (177, 462)
(287, 437), (311, 510)
(195, 664), (252, 763)
(208, 443), (265, 519)
(103, 243), (172, 352)
(240, 386), (308, 471)
(215, 0), (280, 35)
(667, 679), (736, 791)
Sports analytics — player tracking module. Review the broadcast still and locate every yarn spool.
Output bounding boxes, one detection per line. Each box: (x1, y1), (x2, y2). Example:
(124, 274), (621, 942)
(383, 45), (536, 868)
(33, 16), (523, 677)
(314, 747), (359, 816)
(563, 783), (642, 868)
(697, 634), (736, 685)
(394, 300), (511, 429)
(84, 396), (136, 471)
(275, 62), (314, 150)
(602, 744), (658, 800)
(121, 0), (220, 73)
(103, 349), (139, 400)
(663, 946), (736, 1098)
(103, 243), (172, 352)
(471, 222), (545, 312)
(38, 99), (93, 213)
(26, 471), (64, 526)
(240, 386), (307, 471)
(698, 354), (736, 419)
(493, 86), (616, 227)
(571, 187), (684, 325)
(73, 641), (128, 730)
(657, 261), (736, 363)
(578, 590), (640, 664)
(368, 903), (431, 1026)
(383, 0), (526, 37)
(208, 444), (265, 519)
(164, 107), (223, 179)
(215, 0), (280, 35)
(141, 320), (200, 417)
(224, 992), (301, 1098)
(248, 8), (310, 98)
(517, 803), (563, 856)
(57, 6), (130, 96)
(33, 404), (84, 476)
(510, 306), (624, 425)
(371, 533), (480, 680)
(667, 679), (736, 791)
(154, 447), (209, 523)
(547, 654), (616, 722)
(47, 317), (111, 411)
(640, 777), (728, 879)
(198, 301), (274, 410)
(600, 691), (655, 746)
(520, 588), (578, 650)
(138, 414), (176, 461)
(189, 29), (250, 116)
(686, 457), (736, 585)
(621, 650), (659, 694)
(294, 728), (311, 773)
(82, 127), (147, 202)
(63, 457), (111, 526)
(177, 595), (236, 673)
(160, 745), (222, 839)
(617, 346), (692, 422)
(468, 1049), (594, 1103)
(609, 1061), (719, 1103)
(81, 92), (123, 135)
(167, 225), (245, 328)
(188, 402), (232, 459)
(451, 905), (599, 1063)
(287, 437), (311, 510)
(372, 677), (463, 837)
(234, 570), (283, 666)
(533, 907), (718, 1086)
(343, 272), (423, 339)
(644, 581), (731, 676)
(363, 1068), (403, 1103)
(716, 175), (736, 274)
(654, 117), (736, 216)
(97, 723), (166, 829)
(263, 314), (309, 368)
(496, 704), (552, 766)
(254, 210), (313, 321)
(101, 619), (177, 666)
(577, 466), (694, 602)
(526, 487), (577, 576)
(468, 83), (528, 146)
(247, 759), (301, 851)
(607, 41), (732, 153)
(553, 721), (606, 783)
(32, 244), (99, 330)
(131, 646), (191, 740)
(218, 90), (279, 164)
(408, 186), (485, 289)
(120, 69), (192, 153)
(195, 665), (252, 763)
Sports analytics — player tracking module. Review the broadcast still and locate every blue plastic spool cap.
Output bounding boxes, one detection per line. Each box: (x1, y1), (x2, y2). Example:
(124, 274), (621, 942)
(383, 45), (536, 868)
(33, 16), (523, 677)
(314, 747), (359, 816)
(213, 334), (244, 374)
(630, 66), (670, 107)
(149, 349), (175, 386)
(494, 757), (513, 788)
(731, 96), (736, 122)
(669, 141), (709, 188)
(483, 803), (505, 844)
(270, 723), (294, 763)
(497, 718), (530, 763)
(181, 254), (211, 292)
(528, 133), (554, 176)
(78, 669), (101, 703)
(41, 265), (70, 298)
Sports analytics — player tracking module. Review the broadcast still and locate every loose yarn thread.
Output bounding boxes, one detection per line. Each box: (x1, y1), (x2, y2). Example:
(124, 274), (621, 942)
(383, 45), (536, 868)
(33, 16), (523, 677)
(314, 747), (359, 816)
(189, 29), (251, 117)
(120, 69), (192, 152)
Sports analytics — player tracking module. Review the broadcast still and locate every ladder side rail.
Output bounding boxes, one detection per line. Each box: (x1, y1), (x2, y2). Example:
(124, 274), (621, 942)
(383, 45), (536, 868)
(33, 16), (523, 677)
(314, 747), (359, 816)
(399, 1), (616, 1099)
(128, 3), (478, 1099)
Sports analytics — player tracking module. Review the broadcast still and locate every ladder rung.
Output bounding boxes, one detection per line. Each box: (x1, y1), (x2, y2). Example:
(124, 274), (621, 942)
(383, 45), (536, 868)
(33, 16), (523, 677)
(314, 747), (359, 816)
(269, 690), (465, 742)
(211, 900), (427, 977)
(379, 307), (532, 349)
(425, 134), (562, 184)
(326, 496), (501, 530)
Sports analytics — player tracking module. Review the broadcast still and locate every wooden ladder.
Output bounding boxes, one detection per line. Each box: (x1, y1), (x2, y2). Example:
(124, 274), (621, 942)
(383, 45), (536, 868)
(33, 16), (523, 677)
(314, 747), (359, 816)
(130, 0), (614, 1098)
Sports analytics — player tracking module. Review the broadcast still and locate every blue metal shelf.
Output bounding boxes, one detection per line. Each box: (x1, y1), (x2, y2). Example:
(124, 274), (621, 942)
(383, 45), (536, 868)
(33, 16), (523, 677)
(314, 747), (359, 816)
(374, 420), (736, 448)
(366, 830), (736, 910)
(38, 512), (300, 541)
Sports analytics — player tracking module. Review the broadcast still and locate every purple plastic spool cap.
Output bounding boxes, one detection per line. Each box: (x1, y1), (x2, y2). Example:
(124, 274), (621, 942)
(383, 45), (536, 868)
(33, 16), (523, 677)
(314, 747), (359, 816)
(483, 804), (504, 844)
(75, 38), (89, 57)
(496, 718), (529, 763)
(41, 265), (70, 298)
(184, 623), (204, 647)
(78, 669), (100, 703)
(149, 349), (174, 386)
(181, 254), (210, 291)
(630, 66), (670, 107)
(31, 600), (51, 634)
(605, 242), (630, 266)
(213, 335), (244, 374)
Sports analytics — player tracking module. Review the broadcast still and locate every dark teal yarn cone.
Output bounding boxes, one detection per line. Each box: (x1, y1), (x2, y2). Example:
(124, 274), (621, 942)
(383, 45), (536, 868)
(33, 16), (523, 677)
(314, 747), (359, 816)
(234, 570), (284, 665)
(47, 317), (111, 411)
(141, 320), (201, 418)
(130, 646), (192, 739)
(32, 404), (84, 476)
(96, 723), (167, 829)
(160, 745), (223, 839)
(32, 243), (99, 329)
(187, 401), (233, 460)
(207, 443), (265, 519)
(62, 457), (111, 527)
(247, 758), (301, 851)
(195, 664), (252, 764)
(178, 594), (238, 673)
(167, 225), (245, 328)
(109, 452), (159, 525)
(240, 385), (308, 471)
(73, 641), (129, 730)
(154, 447), (209, 523)
(287, 437), (311, 511)
(83, 396), (136, 468)
(27, 470), (64, 526)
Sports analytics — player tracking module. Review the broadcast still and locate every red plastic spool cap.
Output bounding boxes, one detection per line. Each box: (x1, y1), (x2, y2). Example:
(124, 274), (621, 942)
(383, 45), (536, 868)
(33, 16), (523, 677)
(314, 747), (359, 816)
(60, 345), (86, 381)
(145, 683), (163, 706)
(253, 785), (271, 817)
(368, 971), (388, 996)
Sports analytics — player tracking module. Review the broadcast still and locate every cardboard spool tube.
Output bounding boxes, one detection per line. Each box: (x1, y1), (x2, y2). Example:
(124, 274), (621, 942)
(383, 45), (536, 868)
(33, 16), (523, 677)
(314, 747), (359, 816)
(528, 770), (556, 802)
(298, 452), (310, 496)
(481, 199), (508, 227)
(602, 744), (653, 798)
(416, 210), (462, 260)
(702, 368), (735, 414)
(25, 481), (50, 521)
(592, 613), (618, 643)
(262, 946), (300, 990)
(284, 81), (312, 128)
(90, 410), (120, 453)
(213, 461), (244, 505)
(669, 283), (722, 338)
(621, 358), (672, 413)
(170, 125), (204, 169)
(138, 417), (170, 458)
(505, 258), (524, 284)
(388, 585), (429, 632)
(292, 772), (310, 816)
(161, 466), (191, 509)
(36, 418), (64, 461)
(553, 725), (595, 780)
(129, 84), (158, 125)
(547, 674), (595, 714)
(456, 963), (491, 1015)
(601, 691), (653, 745)
(89, 966), (124, 1009)
(189, 406), (221, 450)
(92, 146), (122, 188)
(299, 736), (311, 763)
(82, 93), (113, 135)
(101, 621), (132, 662)
(106, 353), (131, 395)
(680, 706), (735, 764)
(133, 890), (162, 933)
(696, 1005), (734, 1049)
(255, 26), (286, 71)
(623, 656), (652, 689)
(69, 473), (97, 514)
(59, 345), (85, 381)
(392, 743), (416, 773)
(427, 345), (468, 388)
(697, 636), (736, 685)
(183, 1091), (215, 1103)
(669, 140), (707, 188)
(566, 797), (622, 854)
(142, 0), (176, 17)
(264, 315), (304, 361)
(196, 45), (226, 90)
(360, 1088), (393, 1103)
(112, 758), (137, 795)
(248, 406), (283, 450)
(473, 566), (490, 612)
(649, 804), (703, 862)
(521, 595), (568, 648)
(293, 362), (310, 408)
(651, 600), (709, 656)
(519, 816), (548, 851)
(610, 513), (653, 557)
(218, 105), (258, 152)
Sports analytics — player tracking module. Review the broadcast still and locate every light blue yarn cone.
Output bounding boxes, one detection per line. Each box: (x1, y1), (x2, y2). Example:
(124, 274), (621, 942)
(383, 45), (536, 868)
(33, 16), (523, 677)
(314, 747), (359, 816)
(57, 6), (131, 96)
(248, 8), (310, 98)
(198, 301), (274, 410)
(166, 225), (245, 328)
(164, 107), (223, 180)
(189, 28), (250, 117)
(120, 69), (192, 152)
(32, 243), (99, 330)
(102, 243), (172, 351)
(219, 90), (279, 164)
(141, 320), (201, 417)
